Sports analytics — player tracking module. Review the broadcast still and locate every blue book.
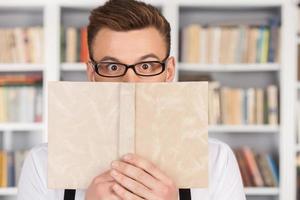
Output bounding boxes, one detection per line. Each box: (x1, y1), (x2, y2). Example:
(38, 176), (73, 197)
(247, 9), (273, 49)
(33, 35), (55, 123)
(7, 151), (15, 187)
(256, 26), (264, 63)
(268, 18), (280, 63)
(266, 154), (279, 185)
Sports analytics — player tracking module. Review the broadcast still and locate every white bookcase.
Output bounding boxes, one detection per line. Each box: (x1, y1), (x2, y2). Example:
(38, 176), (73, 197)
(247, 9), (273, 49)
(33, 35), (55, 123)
(0, 0), (298, 200)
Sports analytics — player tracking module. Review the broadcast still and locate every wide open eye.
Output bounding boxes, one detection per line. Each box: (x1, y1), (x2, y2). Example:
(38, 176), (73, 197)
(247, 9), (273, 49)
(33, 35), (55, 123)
(97, 63), (125, 76)
(107, 64), (120, 71)
(135, 62), (163, 75)
(141, 63), (151, 70)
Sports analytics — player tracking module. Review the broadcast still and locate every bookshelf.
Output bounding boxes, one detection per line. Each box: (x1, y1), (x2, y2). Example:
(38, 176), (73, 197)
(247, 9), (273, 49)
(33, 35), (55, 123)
(61, 63), (86, 71)
(0, 188), (17, 196)
(0, 123), (43, 132)
(245, 187), (279, 196)
(0, 64), (44, 72)
(0, 0), (297, 200)
(176, 2), (296, 200)
(0, 2), (46, 200)
(208, 125), (279, 133)
(178, 63), (280, 72)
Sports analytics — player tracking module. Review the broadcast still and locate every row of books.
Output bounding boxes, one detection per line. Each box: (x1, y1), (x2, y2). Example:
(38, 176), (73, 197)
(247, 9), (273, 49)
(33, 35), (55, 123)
(209, 83), (278, 125)
(0, 150), (29, 187)
(61, 26), (89, 63)
(179, 23), (280, 64)
(0, 74), (43, 123)
(234, 147), (279, 187)
(0, 27), (44, 63)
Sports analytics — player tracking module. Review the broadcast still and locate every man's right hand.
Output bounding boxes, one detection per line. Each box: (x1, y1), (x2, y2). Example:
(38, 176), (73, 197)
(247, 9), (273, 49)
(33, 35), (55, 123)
(85, 170), (120, 200)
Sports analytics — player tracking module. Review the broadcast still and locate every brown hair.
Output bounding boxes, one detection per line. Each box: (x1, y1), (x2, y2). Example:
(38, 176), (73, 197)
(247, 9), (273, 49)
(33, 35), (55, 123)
(87, 0), (171, 59)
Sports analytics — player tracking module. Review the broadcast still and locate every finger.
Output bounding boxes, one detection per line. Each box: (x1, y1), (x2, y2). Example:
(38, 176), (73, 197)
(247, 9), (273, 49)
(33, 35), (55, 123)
(122, 154), (173, 185)
(92, 170), (114, 184)
(112, 183), (144, 200)
(111, 160), (159, 190)
(91, 181), (116, 197)
(110, 169), (156, 200)
(107, 189), (122, 200)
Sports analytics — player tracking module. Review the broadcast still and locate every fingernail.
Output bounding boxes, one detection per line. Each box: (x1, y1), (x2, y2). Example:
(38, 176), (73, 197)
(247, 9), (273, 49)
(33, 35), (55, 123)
(123, 154), (131, 161)
(111, 161), (119, 168)
(111, 170), (118, 177)
(113, 184), (119, 191)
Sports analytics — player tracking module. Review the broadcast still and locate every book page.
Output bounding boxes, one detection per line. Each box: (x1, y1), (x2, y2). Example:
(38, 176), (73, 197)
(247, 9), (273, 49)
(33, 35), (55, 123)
(135, 82), (208, 188)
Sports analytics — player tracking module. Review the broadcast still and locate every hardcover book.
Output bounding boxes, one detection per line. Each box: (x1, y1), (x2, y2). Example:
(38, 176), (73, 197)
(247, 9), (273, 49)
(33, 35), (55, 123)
(48, 81), (208, 189)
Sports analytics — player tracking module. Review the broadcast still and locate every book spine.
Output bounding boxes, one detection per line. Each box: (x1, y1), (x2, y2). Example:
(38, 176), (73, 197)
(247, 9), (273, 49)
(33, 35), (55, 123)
(66, 27), (77, 63)
(80, 27), (89, 63)
(242, 147), (264, 187)
(267, 85), (279, 125)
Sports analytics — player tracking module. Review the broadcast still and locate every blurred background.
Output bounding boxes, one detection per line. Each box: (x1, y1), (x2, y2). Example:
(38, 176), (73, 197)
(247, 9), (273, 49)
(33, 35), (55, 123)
(0, 0), (299, 199)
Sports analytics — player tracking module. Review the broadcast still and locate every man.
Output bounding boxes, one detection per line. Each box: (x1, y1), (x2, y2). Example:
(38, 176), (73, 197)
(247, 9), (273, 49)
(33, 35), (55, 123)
(18, 0), (246, 199)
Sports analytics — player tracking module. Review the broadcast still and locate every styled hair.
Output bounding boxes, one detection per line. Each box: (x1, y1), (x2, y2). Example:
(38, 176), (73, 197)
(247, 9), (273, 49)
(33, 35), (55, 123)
(87, 0), (171, 59)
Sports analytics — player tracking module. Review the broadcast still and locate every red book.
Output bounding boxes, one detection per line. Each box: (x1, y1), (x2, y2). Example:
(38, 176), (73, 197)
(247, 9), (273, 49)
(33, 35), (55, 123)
(80, 27), (89, 63)
(0, 74), (42, 86)
(234, 149), (253, 187)
(241, 147), (264, 187)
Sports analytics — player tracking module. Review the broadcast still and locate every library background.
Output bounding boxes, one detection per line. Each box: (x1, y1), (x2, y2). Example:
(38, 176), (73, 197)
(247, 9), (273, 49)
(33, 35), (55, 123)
(0, 0), (299, 199)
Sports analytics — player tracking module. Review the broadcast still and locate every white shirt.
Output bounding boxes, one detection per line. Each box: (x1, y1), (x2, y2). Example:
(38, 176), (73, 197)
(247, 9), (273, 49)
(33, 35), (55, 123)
(17, 138), (246, 200)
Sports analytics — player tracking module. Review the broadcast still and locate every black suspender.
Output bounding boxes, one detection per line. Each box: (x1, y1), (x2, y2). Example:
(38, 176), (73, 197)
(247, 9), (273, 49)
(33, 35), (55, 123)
(64, 189), (76, 200)
(63, 188), (191, 200)
(179, 188), (192, 200)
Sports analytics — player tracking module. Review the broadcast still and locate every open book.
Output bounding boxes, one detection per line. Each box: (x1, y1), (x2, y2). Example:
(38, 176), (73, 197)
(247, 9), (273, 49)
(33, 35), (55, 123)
(48, 81), (208, 189)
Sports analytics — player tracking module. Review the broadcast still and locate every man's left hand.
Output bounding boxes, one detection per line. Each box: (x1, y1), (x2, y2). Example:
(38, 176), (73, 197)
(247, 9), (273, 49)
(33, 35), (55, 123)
(110, 153), (179, 200)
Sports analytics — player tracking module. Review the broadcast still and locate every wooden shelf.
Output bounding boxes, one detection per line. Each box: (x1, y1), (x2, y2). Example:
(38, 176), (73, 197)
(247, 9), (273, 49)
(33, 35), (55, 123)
(179, 63), (280, 72)
(0, 187), (17, 196)
(244, 187), (279, 196)
(61, 63), (86, 71)
(208, 125), (279, 133)
(0, 64), (44, 72)
(0, 123), (44, 132)
(178, 0), (282, 7)
(295, 144), (300, 152)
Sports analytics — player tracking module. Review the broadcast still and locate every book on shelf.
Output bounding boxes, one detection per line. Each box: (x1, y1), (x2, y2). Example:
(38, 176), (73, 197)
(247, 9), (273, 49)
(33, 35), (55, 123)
(267, 85), (279, 125)
(179, 22), (280, 64)
(234, 147), (279, 187)
(208, 82), (278, 125)
(296, 100), (300, 143)
(0, 149), (29, 187)
(0, 74), (43, 123)
(297, 44), (300, 81)
(298, 5), (300, 36)
(297, 153), (300, 198)
(0, 27), (43, 64)
(61, 26), (89, 63)
(295, 153), (300, 198)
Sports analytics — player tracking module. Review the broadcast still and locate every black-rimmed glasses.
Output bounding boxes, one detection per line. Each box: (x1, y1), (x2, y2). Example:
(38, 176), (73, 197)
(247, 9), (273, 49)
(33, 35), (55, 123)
(89, 55), (169, 78)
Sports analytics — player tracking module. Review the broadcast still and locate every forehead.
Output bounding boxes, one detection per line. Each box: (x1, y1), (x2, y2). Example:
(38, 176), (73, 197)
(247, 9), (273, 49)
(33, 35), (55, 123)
(92, 27), (167, 62)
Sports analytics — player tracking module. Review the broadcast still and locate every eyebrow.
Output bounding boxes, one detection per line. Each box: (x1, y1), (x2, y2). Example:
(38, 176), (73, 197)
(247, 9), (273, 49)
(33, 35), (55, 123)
(98, 53), (161, 63)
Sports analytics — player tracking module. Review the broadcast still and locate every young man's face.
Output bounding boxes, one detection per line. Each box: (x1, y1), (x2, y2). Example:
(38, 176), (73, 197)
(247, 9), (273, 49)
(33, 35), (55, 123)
(86, 27), (175, 82)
